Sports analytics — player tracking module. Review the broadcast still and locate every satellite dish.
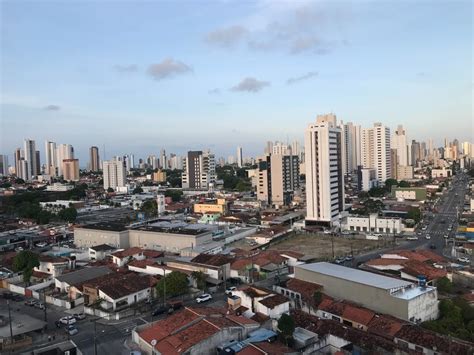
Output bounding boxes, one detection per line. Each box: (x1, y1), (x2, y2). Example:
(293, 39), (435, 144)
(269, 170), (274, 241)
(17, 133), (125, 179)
(151, 339), (157, 346)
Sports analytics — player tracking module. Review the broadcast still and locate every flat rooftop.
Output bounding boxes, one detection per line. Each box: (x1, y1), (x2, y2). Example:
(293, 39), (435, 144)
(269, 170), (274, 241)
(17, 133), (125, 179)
(392, 285), (436, 300)
(77, 222), (127, 232)
(296, 262), (413, 291)
(133, 221), (215, 236)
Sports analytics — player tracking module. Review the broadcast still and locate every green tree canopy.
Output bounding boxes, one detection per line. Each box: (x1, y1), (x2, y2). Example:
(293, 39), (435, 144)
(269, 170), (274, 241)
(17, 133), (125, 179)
(407, 207), (422, 223)
(437, 276), (452, 293)
(133, 186), (143, 194)
(165, 189), (183, 202)
(107, 187), (114, 193)
(155, 271), (188, 299)
(191, 271), (207, 291)
(277, 313), (295, 346)
(13, 251), (40, 285)
(398, 180), (410, 188)
(385, 178), (398, 191)
(57, 207), (77, 223)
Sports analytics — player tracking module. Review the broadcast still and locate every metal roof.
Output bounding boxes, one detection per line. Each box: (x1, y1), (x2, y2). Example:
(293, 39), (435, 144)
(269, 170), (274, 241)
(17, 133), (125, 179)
(296, 262), (413, 290)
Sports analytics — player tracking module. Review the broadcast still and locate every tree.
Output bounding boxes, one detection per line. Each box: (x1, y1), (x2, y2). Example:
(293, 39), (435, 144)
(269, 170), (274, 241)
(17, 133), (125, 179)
(368, 186), (386, 197)
(437, 276), (452, 293)
(155, 271), (188, 298)
(107, 187), (114, 193)
(13, 251), (39, 285)
(133, 186), (143, 194)
(165, 189), (183, 202)
(384, 178), (398, 191)
(57, 207), (77, 223)
(277, 313), (295, 346)
(191, 271), (207, 291)
(141, 200), (157, 216)
(407, 207), (422, 223)
(398, 180), (410, 188)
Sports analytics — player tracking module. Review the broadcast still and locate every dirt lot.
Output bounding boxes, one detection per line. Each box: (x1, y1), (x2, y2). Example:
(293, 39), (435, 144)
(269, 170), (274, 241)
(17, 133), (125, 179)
(268, 233), (382, 260)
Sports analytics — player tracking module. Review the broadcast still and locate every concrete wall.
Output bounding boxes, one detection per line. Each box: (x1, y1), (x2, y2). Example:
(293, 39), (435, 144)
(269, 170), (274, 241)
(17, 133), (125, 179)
(294, 267), (409, 321)
(74, 228), (129, 248)
(128, 230), (211, 253)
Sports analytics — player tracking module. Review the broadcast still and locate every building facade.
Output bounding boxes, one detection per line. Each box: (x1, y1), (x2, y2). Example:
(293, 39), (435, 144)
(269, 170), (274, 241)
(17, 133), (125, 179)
(103, 159), (126, 191)
(62, 159), (80, 181)
(89, 146), (100, 172)
(181, 150), (216, 189)
(361, 123), (391, 184)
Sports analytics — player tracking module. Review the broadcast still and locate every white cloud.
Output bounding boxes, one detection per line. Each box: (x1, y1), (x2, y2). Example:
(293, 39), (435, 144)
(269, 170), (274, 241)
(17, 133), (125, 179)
(205, 26), (247, 48)
(147, 58), (192, 81)
(231, 77), (270, 93)
(286, 71), (318, 85)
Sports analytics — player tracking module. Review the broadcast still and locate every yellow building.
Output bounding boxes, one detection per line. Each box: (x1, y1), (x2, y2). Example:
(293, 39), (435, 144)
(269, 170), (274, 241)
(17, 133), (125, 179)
(194, 198), (226, 214)
(153, 170), (167, 183)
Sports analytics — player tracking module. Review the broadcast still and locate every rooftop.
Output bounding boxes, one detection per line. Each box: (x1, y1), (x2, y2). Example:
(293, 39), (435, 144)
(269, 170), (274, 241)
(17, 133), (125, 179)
(112, 247), (143, 259)
(83, 272), (157, 299)
(190, 253), (233, 266)
(77, 222), (127, 232)
(55, 266), (113, 285)
(296, 262), (413, 291)
(89, 244), (117, 252)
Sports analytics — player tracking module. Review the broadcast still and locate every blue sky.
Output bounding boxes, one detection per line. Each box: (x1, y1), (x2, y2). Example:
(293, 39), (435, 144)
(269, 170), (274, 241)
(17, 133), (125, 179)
(1, 0), (472, 163)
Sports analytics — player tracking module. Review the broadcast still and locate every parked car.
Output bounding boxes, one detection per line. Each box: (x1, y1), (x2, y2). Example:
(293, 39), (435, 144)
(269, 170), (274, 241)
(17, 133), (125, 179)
(225, 287), (237, 295)
(168, 300), (183, 311)
(152, 305), (171, 316)
(73, 313), (86, 320)
(59, 316), (77, 325)
(15, 247), (24, 252)
(334, 257), (345, 264)
(457, 257), (470, 263)
(425, 235), (431, 240)
(34, 302), (45, 310)
(35, 242), (48, 248)
(25, 299), (37, 306)
(345, 255), (353, 262)
(2, 292), (13, 300)
(407, 236), (418, 241)
(65, 325), (78, 336)
(195, 293), (212, 303)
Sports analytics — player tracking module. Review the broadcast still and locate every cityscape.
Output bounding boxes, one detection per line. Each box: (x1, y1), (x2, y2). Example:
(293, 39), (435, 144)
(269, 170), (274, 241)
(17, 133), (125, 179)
(1, 1), (473, 355)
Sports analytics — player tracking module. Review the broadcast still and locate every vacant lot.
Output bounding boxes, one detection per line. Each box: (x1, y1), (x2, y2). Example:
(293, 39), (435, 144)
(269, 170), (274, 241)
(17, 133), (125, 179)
(269, 233), (382, 259)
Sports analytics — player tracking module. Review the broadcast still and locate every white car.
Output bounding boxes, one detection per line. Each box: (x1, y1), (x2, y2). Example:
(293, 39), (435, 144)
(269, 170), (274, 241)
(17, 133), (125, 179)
(407, 236), (418, 241)
(457, 257), (470, 263)
(425, 235), (431, 240)
(36, 242), (48, 248)
(196, 293), (212, 303)
(59, 316), (77, 325)
(225, 287), (237, 296)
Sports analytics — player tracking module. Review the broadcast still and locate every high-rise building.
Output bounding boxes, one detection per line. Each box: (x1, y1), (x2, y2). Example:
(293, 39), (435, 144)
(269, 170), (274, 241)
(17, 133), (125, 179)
(0, 155), (8, 176)
(256, 152), (300, 206)
(391, 125), (409, 167)
(305, 115), (344, 226)
(343, 122), (362, 174)
(237, 146), (243, 168)
(14, 148), (22, 177)
(264, 141), (274, 155)
(23, 139), (37, 180)
(45, 141), (57, 176)
(89, 146), (100, 172)
(57, 144), (74, 176)
(361, 123), (391, 183)
(129, 154), (135, 169)
(147, 155), (159, 170)
(103, 160), (126, 191)
(18, 159), (29, 181)
(181, 150), (216, 189)
(62, 159), (80, 181)
(35, 151), (41, 175)
(160, 149), (167, 169)
(169, 154), (183, 170)
(411, 140), (421, 166)
(272, 142), (290, 155)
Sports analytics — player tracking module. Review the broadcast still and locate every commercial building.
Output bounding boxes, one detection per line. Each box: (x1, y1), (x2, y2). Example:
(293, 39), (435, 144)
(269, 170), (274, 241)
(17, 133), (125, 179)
(181, 150), (216, 189)
(305, 115), (344, 226)
(391, 125), (409, 167)
(89, 146), (100, 171)
(343, 214), (402, 234)
(74, 221), (215, 253)
(294, 262), (439, 322)
(103, 159), (126, 191)
(392, 187), (427, 201)
(357, 167), (378, 192)
(0, 155), (8, 176)
(237, 146), (243, 167)
(361, 123), (391, 183)
(23, 139), (37, 180)
(431, 167), (451, 178)
(343, 122), (361, 174)
(194, 198), (227, 214)
(152, 169), (166, 183)
(62, 159), (80, 181)
(396, 165), (414, 180)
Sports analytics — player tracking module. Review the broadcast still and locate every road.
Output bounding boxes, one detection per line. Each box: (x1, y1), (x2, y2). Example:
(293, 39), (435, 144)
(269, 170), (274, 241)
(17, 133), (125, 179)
(354, 172), (470, 265)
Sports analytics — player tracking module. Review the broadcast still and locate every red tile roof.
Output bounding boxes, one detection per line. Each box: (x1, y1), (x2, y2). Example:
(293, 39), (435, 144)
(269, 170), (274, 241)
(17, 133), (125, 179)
(83, 272), (156, 299)
(285, 278), (323, 303)
(258, 294), (289, 309)
(368, 314), (405, 338)
(365, 258), (405, 266)
(128, 259), (159, 269)
(112, 247), (143, 259)
(190, 253), (233, 266)
(401, 260), (447, 280)
(143, 249), (164, 258)
(396, 250), (428, 262)
(342, 303), (375, 326)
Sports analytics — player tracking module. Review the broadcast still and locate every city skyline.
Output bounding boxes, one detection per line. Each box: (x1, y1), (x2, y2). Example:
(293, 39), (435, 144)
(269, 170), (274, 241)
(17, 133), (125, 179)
(1, 1), (472, 160)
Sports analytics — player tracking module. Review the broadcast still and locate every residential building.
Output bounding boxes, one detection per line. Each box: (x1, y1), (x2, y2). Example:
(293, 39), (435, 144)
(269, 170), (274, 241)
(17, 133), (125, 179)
(88, 244), (117, 261)
(54, 265), (113, 298)
(194, 198), (227, 214)
(237, 146), (243, 167)
(361, 123), (391, 183)
(231, 285), (290, 320)
(14, 148), (22, 177)
(46, 183), (74, 192)
(431, 167), (451, 178)
(357, 167), (378, 192)
(396, 165), (414, 180)
(103, 159), (126, 191)
(0, 155), (8, 176)
(181, 150), (216, 189)
(23, 139), (37, 180)
(272, 141), (290, 155)
(56, 144), (74, 176)
(294, 262), (439, 322)
(160, 149), (167, 169)
(133, 307), (259, 355)
(152, 169), (166, 183)
(343, 122), (361, 174)
(391, 125), (409, 166)
(35, 255), (69, 277)
(45, 141), (57, 176)
(62, 159), (80, 181)
(111, 247), (145, 267)
(392, 187), (427, 201)
(305, 115), (344, 226)
(89, 146), (100, 171)
(343, 214), (402, 234)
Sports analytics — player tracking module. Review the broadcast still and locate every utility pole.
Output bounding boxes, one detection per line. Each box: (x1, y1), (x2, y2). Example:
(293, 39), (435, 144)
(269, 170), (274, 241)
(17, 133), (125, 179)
(331, 234), (335, 259)
(162, 268), (167, 307)
(94, 319), (98, 355)
(42, 289), (47, 322)
(7, 300), (13, 344)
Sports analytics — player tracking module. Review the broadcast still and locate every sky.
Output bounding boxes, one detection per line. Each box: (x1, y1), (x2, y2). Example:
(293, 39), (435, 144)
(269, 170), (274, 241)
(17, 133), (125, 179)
(1, 0), (472, 164)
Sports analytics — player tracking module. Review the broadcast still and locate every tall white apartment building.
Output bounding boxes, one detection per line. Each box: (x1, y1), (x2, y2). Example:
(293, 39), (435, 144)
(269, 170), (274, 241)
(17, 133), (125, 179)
(391, 125), (409, 167)
(0, 155), (8, 176)
(181, 150), (216, 189)
(45, 141), (58, 176)
(272, 142), (290, 156)
(103, 160), (126, 190)
(343, 122), (361, 174)
(305, 116), (345, 226)
(237, 146), (243, 168)
(361, 123), (391, 184)
(23, 139), (37, 180)
(169, 154), (183, 170)
(56, 144), (74, 176)
(160, 149), (167, 169)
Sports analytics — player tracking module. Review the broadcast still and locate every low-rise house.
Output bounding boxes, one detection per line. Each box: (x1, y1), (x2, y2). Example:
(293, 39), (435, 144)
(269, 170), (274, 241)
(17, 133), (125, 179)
(231, 285), (289, 320)
(274, 278), (323, 315)
(316, 299), (376, 331)
(83, 272), (157, 311)
(88, 244), (117, 261)
(230, 251), (289, 283)
(133, 307), (259, 355)
(54, 266), (113, 300)
(111, 247), (145, 267)
(35, 255), (69, 277)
